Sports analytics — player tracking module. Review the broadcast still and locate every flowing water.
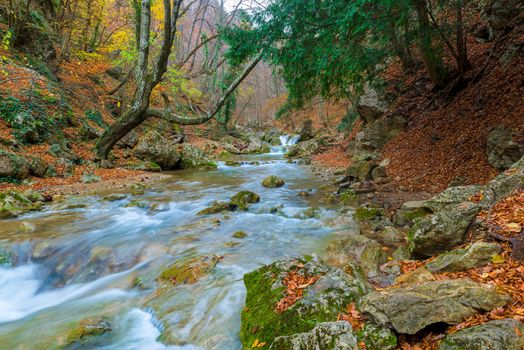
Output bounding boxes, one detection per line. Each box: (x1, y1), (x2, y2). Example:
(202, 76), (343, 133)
(0, 145), (356, 349)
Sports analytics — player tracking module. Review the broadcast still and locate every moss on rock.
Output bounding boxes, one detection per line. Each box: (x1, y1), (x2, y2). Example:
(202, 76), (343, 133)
(230, 191), (260, 210)
(354, 207), (382, 222)
(262, 175), (285, 188)
(158, 254), (220, 286)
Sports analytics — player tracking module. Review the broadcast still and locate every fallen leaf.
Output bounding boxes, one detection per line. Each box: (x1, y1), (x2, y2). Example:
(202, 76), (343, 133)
(492, 255), (505, 264)
(252, 339), (259, 348)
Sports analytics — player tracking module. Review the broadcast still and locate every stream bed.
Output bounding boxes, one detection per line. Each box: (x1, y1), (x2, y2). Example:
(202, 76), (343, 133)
(0, 147), (356, 349)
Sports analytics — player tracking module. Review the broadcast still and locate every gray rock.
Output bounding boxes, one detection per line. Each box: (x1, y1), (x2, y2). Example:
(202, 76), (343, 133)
(298, 119), (314, 142)
(79, 122), (102, 141)
(0, 150), (29, 179)
(177, 144), (217, 170)
(133, 130), (180, 170)
(439, 318), (524, 350)
(347, 160), (377, 181)
(356, 83), (390, 124)
(28, 156), (49, 178)
(486, 126), (523, 170)
(361, 278), (511, 334)
(271, 322), (358, 350)
(81, 173), (101, 184)
(425, 242), (501, 273)
(481, 0), (523, 40)
(408, 202), (480, 257)
(424, 185), (482, 212)
(482, 155), (524, 206)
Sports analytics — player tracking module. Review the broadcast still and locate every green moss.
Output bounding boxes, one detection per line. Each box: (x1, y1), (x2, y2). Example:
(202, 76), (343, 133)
(230, 191), (260, 210)
(197, 201), (235, 216)
(232, 231), (248, 238)
(403, 207), (432, 221)
(0, 246), (12, 266)
(225, 160), (242, 167)
(66, 317), (111, 345)
(158, 254), (220, 286)
(354, 207), (381, 222)
(262, 175), (285, 188)
(339, 189), (358, 206)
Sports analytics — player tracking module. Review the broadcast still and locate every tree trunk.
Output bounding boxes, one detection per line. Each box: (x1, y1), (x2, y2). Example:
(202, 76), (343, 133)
(455, 0), (471, 75)
(412, 0), (447, 87)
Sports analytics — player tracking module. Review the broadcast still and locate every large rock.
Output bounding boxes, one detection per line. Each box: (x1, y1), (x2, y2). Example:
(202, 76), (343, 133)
(229, 191), (260, 210)
(425, 242), (501, 273)
(28, 156), (49, 178)
(262, 175), (285, 188)
(346, 160), (377, 181)
(240, 255), (372, 349)
(439, 318), (524, 350)
(360, 278), (511, 334)
(176, 144), (217, 170)
(286, 135), (333, 159)
(0, 150), (29, 179)
(486, 126), (523, 170)
(481, 0), (524, 40)
(408, 202), (481, 257)
(133, 130), (180, 170)
(0, 190), (44, 218)
(271, 322), (358, 350)
(66, 316), (112, 346)
(356, 84), (390, 124)
(482, 155), (524, 206)
(424, 185), (482, 212)
(326, 234), (387, 279)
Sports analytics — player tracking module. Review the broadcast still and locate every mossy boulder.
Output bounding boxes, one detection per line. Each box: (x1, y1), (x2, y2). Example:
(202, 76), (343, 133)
(230, 191), (260, 210)
(102, 193), (127, 201)
(360, 278), (511, 334)
(439, 318), (524, 350)
(407, 202), (480, 257)
(66, 317), (112, 345)
(271, 321), (358, 350)
(0, 190), (44, 218)
(133, 130), (180, 170)
(129, 183), (146, 195)
(158, 254), (220, 286)
(425, 242), (501, 273)
(225, 160), (242, 167)
(262, 175), (285, 188)
(0, 150), (29, 179)
(240, 255), (372, 349)
(346, 160), (377, 181)
(177, 144), (217, 170)
(81, 173), (101, 184)
(197, 201), (236, 216)
(124, 160), (161, 172)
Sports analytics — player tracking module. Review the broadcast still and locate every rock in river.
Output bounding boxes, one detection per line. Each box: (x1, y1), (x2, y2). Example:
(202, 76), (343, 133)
(262, 175), (285, 188)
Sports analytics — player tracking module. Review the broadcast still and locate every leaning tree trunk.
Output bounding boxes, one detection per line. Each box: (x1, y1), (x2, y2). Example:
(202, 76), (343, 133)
(96, 0), (181, 160)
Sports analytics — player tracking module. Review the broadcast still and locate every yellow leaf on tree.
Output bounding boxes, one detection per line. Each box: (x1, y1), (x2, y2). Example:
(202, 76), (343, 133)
(492, 255), (505, 264)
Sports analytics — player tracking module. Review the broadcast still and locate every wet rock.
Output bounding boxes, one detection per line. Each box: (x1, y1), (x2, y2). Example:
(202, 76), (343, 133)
(197, 201), (236, 216)
(117, 130), (139, 149)
(18, 221), (36, 233)
(262, 175), (285, 188)
(133, 130), (180, 170)
(0, 244), (12, 266)
(158, 254), (220, 286)
(425, 242), (501, 273)
(124, 199), (151, 209)
(225, 160), (242, 167)
(407, 202), (480, 257)
(0, 190), (43, 218)
(224, 241), (241, 248)
(230, 191), (260, 210)
(371, 166), (386, 180)
(297, 207), (320, 219)
(380, 226), (405, 246)
(177, 144), (217, 170)
(0, 150), (29, 179)
(66, 316), (112, 345)
(129, 183), (146, 195)
(486, 126), (523, 170)
(102, 193), (127, 201)
(439, 318), (524, 350)
(240, 255), (372, 349)
(424, 185), (482, 212)
(360, 278), (511, 334)
(271, 322), (358, 350)
(286, 135), (333, 159)
(232, 231), (248, 238)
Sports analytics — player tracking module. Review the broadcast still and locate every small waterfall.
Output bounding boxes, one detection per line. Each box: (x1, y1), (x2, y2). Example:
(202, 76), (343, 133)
(279, 135), (300, 146)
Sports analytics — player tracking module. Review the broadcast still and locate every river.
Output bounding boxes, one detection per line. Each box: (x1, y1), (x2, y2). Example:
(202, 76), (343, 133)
(0, 145), (356, 349)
